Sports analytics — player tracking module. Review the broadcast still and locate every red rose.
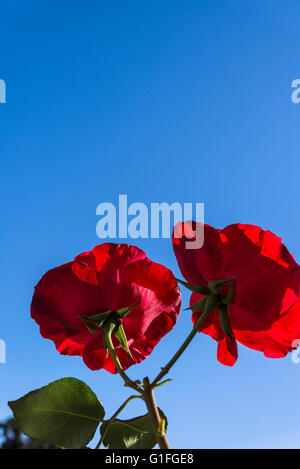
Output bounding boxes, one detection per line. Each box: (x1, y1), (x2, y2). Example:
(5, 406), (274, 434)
(172, 222), (300, 366)
(31, 243), (181, 372)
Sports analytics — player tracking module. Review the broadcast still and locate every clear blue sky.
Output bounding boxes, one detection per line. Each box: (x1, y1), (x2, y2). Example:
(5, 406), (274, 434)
(1, 0), (300, 449)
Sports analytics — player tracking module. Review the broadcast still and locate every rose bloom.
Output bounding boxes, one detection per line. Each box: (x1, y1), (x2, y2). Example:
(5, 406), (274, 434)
(31, 243), (181, 372)
(173, 222), (300, 366)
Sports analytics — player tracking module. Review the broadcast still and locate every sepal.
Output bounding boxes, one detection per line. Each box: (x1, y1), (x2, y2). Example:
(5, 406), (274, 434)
(176, 278), (210, 295)
(218, 304), (234, 341)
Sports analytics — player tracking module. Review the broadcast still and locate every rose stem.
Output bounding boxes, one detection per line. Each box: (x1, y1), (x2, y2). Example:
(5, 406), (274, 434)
(95, 394), (142, 449)
(143, 377), (170, 449)
(104, 324), (143, 394)
(152, 309), (210, 387)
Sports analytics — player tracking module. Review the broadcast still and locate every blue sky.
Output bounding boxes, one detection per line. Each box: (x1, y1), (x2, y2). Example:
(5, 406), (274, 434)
(1, 0), (300, 449)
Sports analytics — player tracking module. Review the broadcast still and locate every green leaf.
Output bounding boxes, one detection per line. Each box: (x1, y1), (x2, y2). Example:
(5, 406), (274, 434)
(100, 409), (168, 449)
(116, 301), (141, 319)
(8, 378), (105, 449)
(115, 321), (134, 360)
(176, 279), (210, 295)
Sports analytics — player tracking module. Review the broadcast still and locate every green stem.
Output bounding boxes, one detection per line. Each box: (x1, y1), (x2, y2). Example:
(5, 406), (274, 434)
(95, 394), (142, 449)
(152, 378), (172, 389)
(152, 309), (210, 387)
(95, 434), (104, 450)
(104, 322), (142, 394)
(109, 394), (142, 421)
